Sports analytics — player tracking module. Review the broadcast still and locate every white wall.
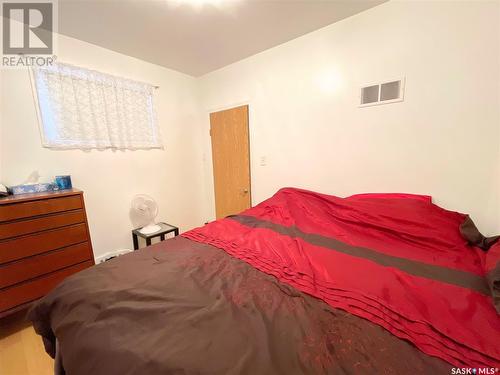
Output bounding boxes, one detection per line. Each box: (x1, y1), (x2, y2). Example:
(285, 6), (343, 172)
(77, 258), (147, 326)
(1, 34), (206, 259)
(498, 1), (500, 238)
(198, 0), (500, 235)
(0, 71), (3, 183)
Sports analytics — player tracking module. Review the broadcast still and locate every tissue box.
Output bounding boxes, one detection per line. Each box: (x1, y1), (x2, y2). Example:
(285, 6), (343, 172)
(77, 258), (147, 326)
(10, 183), (55, 195)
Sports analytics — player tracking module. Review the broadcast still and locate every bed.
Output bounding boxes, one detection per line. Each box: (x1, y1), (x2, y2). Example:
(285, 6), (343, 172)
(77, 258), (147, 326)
(29, 188), (500, 374)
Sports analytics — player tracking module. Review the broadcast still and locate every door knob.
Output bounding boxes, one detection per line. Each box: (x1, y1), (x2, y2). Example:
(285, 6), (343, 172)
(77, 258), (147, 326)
(242, 189), (249, 194)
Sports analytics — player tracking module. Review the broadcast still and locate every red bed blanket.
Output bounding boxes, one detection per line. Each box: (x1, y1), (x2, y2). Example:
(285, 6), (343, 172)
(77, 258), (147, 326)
(183, 188), (500, 368)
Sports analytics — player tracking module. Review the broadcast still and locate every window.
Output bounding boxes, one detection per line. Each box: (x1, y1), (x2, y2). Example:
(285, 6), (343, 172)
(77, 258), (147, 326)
(32, 62), (162, 150)
(360, 78), (405, 107)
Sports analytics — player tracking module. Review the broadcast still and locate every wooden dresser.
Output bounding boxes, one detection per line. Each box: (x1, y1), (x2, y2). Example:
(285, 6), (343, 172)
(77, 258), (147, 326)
(0, 189), (94, 317)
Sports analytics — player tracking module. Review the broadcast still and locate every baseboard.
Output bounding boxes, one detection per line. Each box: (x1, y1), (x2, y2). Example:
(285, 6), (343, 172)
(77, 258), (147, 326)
(95, 248), (133, 264)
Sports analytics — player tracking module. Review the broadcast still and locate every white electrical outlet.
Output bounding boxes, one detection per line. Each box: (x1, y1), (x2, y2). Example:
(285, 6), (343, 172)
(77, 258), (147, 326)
(260, 156), (267, 166)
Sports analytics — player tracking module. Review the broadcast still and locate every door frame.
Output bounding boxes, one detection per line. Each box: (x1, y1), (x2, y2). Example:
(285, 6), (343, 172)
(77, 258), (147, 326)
(205, 101), (253, 220)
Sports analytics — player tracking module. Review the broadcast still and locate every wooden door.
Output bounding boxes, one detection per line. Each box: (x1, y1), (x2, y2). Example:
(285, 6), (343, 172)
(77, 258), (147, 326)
(210, 105), (251, 219)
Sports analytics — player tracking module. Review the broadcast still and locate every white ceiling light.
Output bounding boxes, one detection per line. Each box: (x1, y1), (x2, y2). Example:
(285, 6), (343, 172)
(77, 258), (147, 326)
(169, 0), (225, 10)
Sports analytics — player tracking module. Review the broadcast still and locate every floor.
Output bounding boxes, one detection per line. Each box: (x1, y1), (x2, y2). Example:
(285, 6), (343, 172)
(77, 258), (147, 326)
(0, 310), (54, 375)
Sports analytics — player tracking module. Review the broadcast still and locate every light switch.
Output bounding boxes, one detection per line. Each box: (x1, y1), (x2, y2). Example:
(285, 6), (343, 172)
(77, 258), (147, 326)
(260, 156), (267, 166)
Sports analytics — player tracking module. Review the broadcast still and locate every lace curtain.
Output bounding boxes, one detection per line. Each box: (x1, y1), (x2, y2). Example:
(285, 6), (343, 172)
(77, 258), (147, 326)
(32, 63), (162, 150)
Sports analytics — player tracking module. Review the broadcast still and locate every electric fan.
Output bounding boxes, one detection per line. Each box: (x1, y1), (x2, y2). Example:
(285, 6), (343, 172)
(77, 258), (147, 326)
(130, 194), (161, 234)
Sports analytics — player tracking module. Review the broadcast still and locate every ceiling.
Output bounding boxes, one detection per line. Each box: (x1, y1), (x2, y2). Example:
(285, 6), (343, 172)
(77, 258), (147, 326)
(58, 0), (386, 77)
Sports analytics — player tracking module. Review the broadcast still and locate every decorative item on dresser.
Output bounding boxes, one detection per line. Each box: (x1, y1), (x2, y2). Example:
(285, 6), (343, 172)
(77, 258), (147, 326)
(0, 189), (94, 318)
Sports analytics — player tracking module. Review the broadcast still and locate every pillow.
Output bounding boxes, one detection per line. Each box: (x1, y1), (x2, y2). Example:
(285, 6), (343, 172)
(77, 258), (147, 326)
(485, 242), (500, 314)
(349, 193), (432, 202)
(459, 216), (500, 251)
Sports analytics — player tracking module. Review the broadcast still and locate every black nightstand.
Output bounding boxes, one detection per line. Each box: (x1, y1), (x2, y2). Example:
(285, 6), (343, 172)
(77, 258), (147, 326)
(132, 222), (179, 250)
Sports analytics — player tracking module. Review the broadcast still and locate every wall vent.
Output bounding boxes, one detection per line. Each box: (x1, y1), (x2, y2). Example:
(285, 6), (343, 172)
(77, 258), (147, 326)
(360, 78), (405, 107)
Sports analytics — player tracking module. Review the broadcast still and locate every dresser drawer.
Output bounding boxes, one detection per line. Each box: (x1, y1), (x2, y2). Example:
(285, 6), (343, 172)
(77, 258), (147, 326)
(0, 242), (92, 288)
(0, 210), (86, 240)
(0, 224), (88, 264)
(0, 195), (82, 222)
(0, 260), (93, 313)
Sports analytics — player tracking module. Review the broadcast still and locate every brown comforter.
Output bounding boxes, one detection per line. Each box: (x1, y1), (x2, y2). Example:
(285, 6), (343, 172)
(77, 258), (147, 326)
(29, 237), (450, 374)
